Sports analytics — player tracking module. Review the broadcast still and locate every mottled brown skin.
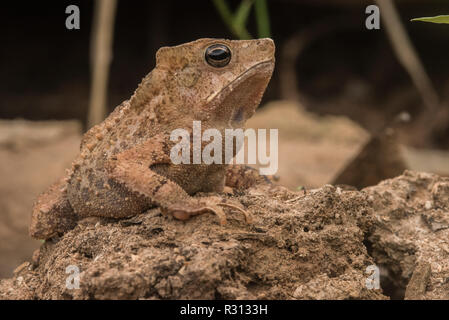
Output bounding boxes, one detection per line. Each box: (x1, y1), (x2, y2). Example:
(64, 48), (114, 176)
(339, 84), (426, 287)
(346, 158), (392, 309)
(30, 38), (275, 240)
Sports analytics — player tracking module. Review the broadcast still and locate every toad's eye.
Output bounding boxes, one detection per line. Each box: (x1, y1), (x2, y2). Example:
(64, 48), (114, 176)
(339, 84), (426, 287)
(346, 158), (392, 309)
(205, 44), (231, 68)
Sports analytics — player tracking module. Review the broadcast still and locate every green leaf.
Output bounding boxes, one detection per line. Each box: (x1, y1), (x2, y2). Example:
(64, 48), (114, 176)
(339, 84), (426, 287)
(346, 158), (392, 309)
(254, 0), (271, 38)
(233, 0), (254, 40)
(234, 0), (253, 29)
(212, 0), (252, 39)
(411, 15), (449, 24)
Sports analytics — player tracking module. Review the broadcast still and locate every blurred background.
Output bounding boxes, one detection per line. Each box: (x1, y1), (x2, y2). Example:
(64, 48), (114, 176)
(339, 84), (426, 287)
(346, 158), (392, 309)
(1, 0), (449, 278)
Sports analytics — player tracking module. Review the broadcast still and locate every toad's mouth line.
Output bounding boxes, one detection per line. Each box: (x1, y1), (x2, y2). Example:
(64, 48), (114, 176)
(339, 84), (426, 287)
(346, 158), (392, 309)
(205, 60), (274, 105)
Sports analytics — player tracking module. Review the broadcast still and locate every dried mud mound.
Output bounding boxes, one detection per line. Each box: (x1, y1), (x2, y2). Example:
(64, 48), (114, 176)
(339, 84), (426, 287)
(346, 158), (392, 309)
(364, 171), (449, 299)
(1, 171), (448, 300)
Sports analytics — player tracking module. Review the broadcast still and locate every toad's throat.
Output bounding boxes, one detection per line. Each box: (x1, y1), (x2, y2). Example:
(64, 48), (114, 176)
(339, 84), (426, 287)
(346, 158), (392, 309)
(206, 60), (274, 126)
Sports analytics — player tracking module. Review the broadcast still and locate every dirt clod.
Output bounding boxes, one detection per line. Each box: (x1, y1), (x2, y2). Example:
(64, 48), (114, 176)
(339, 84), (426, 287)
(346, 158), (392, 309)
(1, 171), (448, 300)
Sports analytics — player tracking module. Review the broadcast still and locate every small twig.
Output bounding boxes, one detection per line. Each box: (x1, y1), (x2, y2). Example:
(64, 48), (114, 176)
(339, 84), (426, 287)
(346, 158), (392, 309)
(375, 0), (440, 112)
(285, 196), (303, 203)
(88, 0), (118, 129)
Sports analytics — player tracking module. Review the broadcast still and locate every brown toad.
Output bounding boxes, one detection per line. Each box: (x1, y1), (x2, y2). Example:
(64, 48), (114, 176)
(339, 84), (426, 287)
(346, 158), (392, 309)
(30, 38), (275, 239)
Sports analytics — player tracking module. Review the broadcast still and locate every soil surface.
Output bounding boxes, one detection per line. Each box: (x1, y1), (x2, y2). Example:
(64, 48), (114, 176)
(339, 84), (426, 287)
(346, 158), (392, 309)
(1, 170), (448, 300)
(365, 171), (449, 300)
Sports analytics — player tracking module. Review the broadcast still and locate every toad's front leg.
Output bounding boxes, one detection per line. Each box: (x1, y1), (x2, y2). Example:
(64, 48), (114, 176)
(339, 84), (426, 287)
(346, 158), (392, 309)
(108, 136), (250, 224)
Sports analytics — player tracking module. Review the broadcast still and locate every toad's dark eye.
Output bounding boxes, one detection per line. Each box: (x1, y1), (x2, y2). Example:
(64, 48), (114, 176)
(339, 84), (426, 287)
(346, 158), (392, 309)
(205, 44), (231, 68)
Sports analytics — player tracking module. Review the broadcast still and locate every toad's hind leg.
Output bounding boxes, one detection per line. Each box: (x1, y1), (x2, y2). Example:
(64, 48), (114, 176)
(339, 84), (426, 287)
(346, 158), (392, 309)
(29, 177), (78, 240)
